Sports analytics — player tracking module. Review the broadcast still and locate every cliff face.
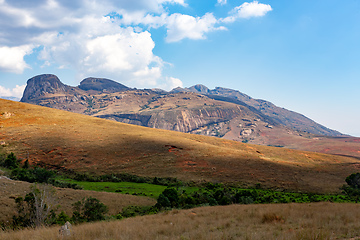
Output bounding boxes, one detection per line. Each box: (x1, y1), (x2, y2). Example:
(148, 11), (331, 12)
(21, 74), (68, 102)
(186, 86), (343, 137)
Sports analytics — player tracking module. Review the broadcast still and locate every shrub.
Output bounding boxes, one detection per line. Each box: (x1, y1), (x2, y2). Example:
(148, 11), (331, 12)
(12, 184), (57, 228)
(71, 197), (108, 223)
(346, 173), (360, 189)
(11, 167), (55, 183)
(56, 211), (71, 225)
(118, 206), (158, 218)
(3, 152), (19, 169)
(156, 193), (171, 209)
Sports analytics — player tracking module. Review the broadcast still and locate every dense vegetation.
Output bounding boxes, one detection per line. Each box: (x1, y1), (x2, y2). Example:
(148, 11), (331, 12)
(2, 152), (360, 231)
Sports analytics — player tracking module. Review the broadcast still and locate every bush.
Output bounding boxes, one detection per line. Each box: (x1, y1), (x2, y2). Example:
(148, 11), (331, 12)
(3, 152), (19, 169)
(346, 173), (360, 189)
(56, 211), (71, 225)
(11, 167), (55, 183)
(118, 206), (158, 218)
(12, 184), (58, 228)
(71, 197), (108, 223)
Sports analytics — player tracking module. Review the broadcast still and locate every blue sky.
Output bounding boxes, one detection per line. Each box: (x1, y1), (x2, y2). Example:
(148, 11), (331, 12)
(0, 0), (359, 137)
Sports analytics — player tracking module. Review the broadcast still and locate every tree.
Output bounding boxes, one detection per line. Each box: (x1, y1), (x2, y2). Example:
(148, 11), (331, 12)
(31, 184), (58, 227)
(71, 197), (108, 223)
(342, 173), (360, 198)
(156, 193), (171, 209)
(56, 211), (71, 225)
(3, 152), (18, 169)
(156, 188), (179, 209)
(22, 159), (30, 169)
(346, 173), (360, 189)
(12, 184), (57, 228)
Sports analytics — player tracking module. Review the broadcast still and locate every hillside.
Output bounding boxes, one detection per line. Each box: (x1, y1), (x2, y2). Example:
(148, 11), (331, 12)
(19, 75), (355, 159)
(1, 98), (359, 193)
(2, 203), (360, 239)
(0, 177), (155, 224)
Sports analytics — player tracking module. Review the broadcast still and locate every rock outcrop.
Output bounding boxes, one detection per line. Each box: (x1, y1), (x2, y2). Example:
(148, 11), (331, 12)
(79, 77), (130, 92)
(21, 74), (69, 102)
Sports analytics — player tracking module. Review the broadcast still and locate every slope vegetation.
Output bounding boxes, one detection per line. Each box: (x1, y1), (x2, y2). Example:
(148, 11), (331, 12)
(1, 99), (359, 193)
(0, 177), (155, 224)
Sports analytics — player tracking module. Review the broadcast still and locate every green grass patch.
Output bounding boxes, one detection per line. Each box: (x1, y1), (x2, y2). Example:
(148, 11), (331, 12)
(58, 177), (199, 198)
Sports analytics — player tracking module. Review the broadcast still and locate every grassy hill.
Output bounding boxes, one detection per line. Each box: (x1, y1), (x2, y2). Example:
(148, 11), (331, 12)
(1, 98), (359, 193)
(0, 177), (155, 224)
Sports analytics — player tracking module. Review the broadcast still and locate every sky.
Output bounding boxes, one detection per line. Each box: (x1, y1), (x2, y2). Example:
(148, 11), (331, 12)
(0, 0), (359, 137)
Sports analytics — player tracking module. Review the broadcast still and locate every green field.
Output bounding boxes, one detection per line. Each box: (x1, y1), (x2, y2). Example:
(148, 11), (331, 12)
(58, 178), (199, 198)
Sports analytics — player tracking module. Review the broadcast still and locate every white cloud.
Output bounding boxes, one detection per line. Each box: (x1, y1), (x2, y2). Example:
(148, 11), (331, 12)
(159, 77), (183, 90)
(0, 85), (11, 96)
(0, 84), (26, 98)
(166, 13), (226, 42)
(217, 0), (227, 6)
(0, 0), (189, 88)
(222, 1), (272, 23)
(0, 45), (33, 73)
(0, 0), (271, 90)
(159, 0), (187, 6)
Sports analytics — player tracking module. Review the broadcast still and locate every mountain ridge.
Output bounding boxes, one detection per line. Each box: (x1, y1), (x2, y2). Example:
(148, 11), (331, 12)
(20, 74), (342, 138)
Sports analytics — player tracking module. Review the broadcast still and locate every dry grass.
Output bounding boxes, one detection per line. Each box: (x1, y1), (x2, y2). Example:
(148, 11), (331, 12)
(2, 203), (360, 240)
(0, 178), (155, 223)
(0, 99), (359, 193)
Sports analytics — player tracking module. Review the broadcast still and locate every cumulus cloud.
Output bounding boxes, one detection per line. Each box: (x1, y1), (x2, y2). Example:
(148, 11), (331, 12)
(0, 84), (26, 98)
(116, 11), (227, 43)
(0, 0), (184, 88)
(158, 77), (183, 91)
(166, 13), (226, 42)
(0, 0), (271, 89)
(0, 45), (33, 73)
(222, 1), (272, 23)
(217, 0), (227, 6)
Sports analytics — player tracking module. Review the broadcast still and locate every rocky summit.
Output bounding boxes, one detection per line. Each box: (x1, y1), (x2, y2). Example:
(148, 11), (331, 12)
(79, 77), (130, 92)
(19, 74), (347, 154)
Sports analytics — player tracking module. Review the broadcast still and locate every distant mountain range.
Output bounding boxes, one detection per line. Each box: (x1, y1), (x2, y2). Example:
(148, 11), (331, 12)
(20, 74), (358, 158)
(0, 96), (20, 101)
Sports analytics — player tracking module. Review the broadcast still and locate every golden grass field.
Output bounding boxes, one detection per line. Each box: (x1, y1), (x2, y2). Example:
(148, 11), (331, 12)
(1, 98), (359, 193)
(1, 202), (360, 240)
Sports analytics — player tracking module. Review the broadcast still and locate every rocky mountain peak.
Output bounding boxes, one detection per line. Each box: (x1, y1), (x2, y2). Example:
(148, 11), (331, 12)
(20, 74), (67, 102)
(187, 84), (210, 94)
(79, 77), (129, 93)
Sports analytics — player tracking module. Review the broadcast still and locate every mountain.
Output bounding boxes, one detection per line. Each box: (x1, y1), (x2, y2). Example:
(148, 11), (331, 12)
(19, 74), (359, 159)
(183, 85), (342, 137)
(1, 98), (359, 193)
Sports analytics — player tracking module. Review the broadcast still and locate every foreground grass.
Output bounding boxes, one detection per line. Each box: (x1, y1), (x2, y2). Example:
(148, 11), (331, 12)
(2, 202), (360, 240)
